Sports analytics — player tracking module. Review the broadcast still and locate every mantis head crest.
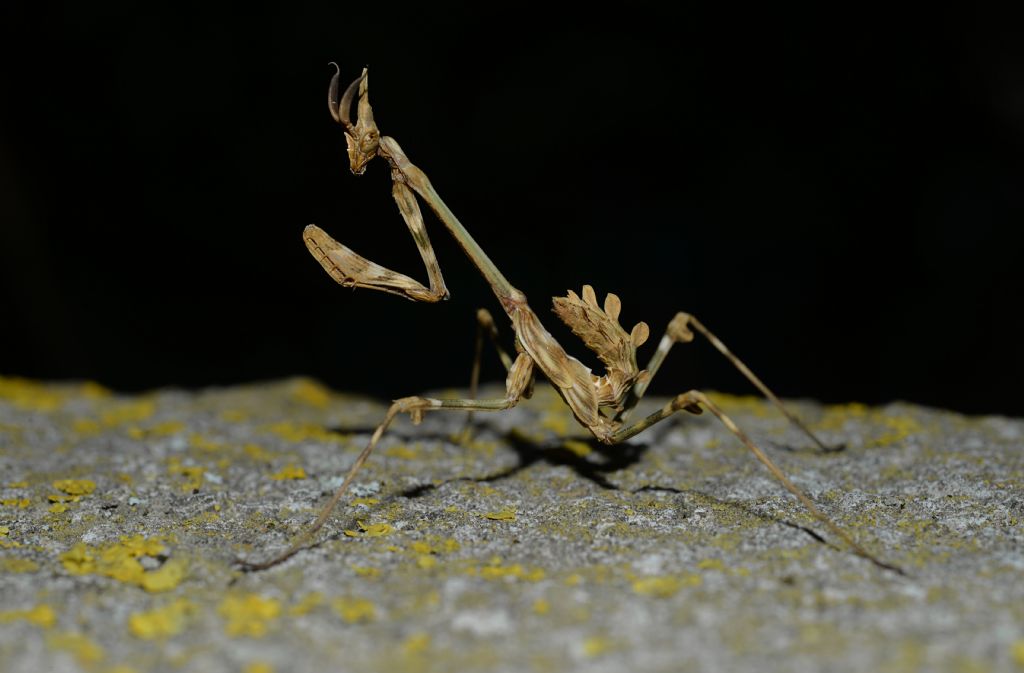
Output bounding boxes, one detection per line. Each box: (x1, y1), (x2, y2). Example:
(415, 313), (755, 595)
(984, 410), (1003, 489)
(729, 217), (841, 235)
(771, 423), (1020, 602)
(328, 65), (380, 175)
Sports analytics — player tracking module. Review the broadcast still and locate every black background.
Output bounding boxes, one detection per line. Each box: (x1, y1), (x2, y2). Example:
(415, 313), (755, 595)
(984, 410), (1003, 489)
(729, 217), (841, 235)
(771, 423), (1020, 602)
(1, 4), (1021, 415)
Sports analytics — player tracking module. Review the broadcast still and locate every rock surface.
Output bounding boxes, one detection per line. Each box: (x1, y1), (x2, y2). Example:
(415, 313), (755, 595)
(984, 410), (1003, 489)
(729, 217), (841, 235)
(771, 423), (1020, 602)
(0, 376), (1022, 672)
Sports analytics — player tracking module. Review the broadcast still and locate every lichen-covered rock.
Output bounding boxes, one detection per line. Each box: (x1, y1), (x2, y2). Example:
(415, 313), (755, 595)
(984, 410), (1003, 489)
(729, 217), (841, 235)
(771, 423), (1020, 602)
(0, 376), (1021, 672)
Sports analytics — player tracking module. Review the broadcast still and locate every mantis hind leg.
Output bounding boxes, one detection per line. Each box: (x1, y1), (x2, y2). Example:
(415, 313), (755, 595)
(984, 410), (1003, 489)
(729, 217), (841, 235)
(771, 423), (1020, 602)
(605, 389), (900, 573)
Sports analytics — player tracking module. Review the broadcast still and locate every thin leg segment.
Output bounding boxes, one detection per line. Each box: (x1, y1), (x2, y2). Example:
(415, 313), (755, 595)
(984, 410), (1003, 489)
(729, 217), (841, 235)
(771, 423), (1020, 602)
(616, 312), (833, 452)
(470, 308), (514, 392)
(615, 313), (694, 422)
(608, 389), (899, 573)
(239, 353), (534, 571)
(467, 308), (520, 428)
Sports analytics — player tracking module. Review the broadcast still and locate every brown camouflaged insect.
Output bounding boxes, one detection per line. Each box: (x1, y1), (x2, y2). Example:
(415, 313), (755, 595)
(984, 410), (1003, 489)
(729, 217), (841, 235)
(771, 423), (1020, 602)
(239, 66), (898, 573)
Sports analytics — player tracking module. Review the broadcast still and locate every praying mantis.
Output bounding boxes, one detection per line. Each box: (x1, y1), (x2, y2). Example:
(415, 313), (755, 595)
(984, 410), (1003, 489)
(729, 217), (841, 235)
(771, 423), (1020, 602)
(239, 66), (898, 573)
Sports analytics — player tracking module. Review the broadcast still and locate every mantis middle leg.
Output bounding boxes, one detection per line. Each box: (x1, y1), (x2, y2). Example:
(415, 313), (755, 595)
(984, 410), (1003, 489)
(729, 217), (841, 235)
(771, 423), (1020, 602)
(239, 351), (535, 571)
(466, 308), (527, 429)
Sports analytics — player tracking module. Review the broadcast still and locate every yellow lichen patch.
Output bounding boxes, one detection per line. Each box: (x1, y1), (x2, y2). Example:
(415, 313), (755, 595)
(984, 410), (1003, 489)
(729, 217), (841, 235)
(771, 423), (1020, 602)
(581, 636), (612, 658)
(243, 443), (274, 461)
(2, 497), (30, 508)
(705, 393), (773, 418)
(53, 479), (96, 496)
(539, 410), (572, 436)
(815, 402), (923, 448)
(466, 556), (545, 582)
(632, 574), (702, 598)
(403, 633), (430, 655)
(351, 497), (379, 507)
(268, 464), (306, 480)
(220, 409), (249, 422)
(288, 592), (324, 616)
(150, 420), (186, 435)
(49, 503), (70, 513)
(384, 445), (418, 459)
(1, 558), (39, 573)
(128, 598), (194, 639)
(562, 439), (592, 458)
(183, 510), (220, 527)
(291, 378), (332, 408)
(26, 604), (56, 628)
(0, 377), (66, 411)
(244, 663), (274, 673)
(72, 418), (102, 435)
(100, 399), (156, 427)
(140, 558), (187, 593)
(58, 540), (96, 573)
(219, 594), (281, 638)
(456, 435), (498, 457)
(190, 434), (224, 451)
(264, 421), (345, 444)
(0, 377), (105, 409)
(405, 536), (459, 569)
(59, 536), (183, 591)
(532, 598), (550, 615)
(79, 381), (109, 398)
(430, 537), (460, 554)
(98, 548), (149, 585)
(344, 521), (393, 538)
(331, 597), (376, 624)
(119, 535), (167, 557)
(167, 457), (205, 492)
(818, 402), (869, 427)
(697, 558), (726, 571)
(0, 604), (56, 628)
(60, 543), (96, 575)
(870, 414), (924, 448)
(483, 507), (517, 521)
(46, 632), (105, 666)
(1011, 640), (1024, 667)
(351, 565), (381, 579)
(409, 540), (432, 554)
(7, 480), (28, 488)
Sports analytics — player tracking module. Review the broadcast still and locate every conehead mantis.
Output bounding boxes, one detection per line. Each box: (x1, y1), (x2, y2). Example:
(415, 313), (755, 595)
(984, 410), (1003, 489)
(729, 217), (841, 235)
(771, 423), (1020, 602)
(239, 66), (899, 573)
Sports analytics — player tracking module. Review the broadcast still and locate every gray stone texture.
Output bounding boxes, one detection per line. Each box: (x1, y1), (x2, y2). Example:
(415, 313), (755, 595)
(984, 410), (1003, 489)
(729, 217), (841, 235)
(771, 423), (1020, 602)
(0, 377), (1022, 672)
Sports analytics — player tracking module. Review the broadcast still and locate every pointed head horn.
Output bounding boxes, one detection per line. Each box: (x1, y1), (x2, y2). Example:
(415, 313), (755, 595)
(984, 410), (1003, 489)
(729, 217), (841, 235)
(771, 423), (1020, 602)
(327, 62), (362, 133)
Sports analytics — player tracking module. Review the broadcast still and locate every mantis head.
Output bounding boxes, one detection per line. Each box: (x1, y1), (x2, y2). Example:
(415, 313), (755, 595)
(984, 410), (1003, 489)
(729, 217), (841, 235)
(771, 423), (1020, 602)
(328, 65), (379, 175)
